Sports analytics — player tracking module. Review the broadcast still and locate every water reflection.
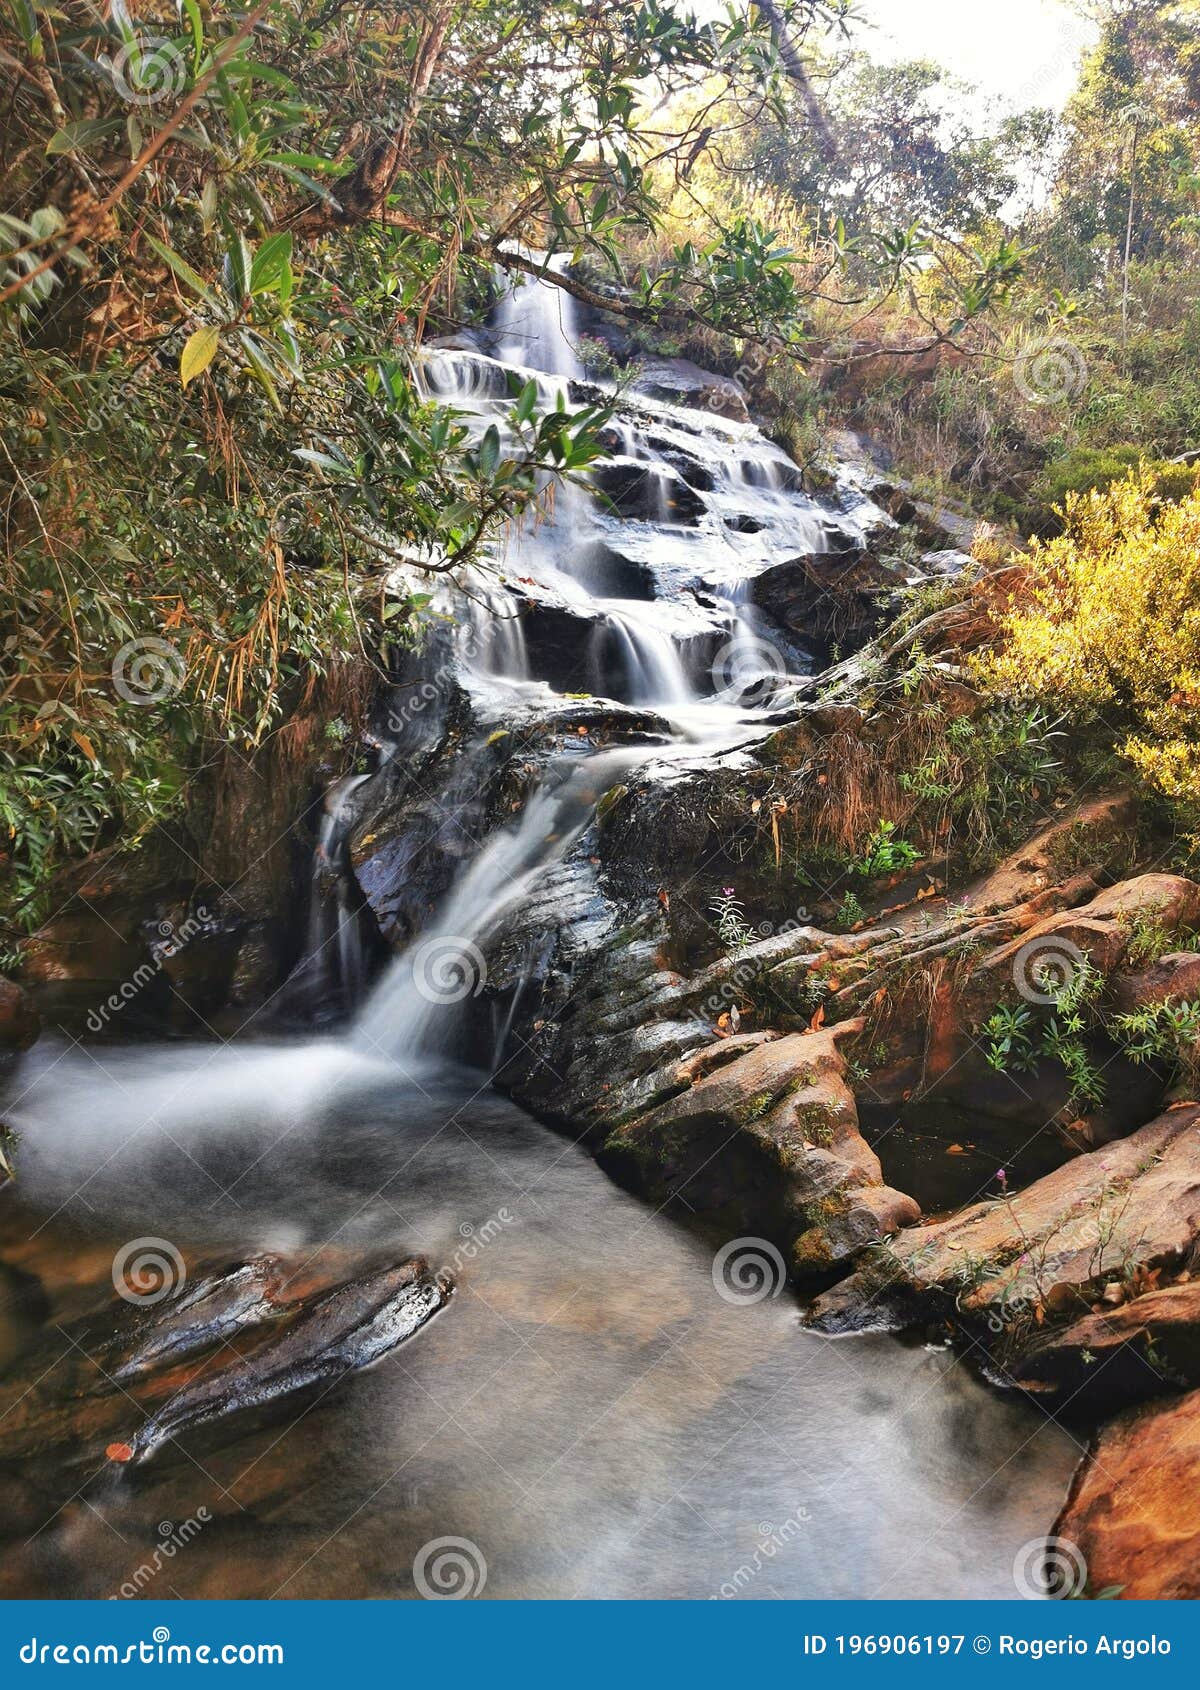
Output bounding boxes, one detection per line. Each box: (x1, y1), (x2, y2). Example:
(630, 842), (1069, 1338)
(0, 1043), (1079, 1599)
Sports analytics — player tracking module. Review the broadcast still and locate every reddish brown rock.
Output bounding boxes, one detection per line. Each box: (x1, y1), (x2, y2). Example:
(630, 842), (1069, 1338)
(0, 979), (38, 1056)
(601, 1019), (920, 1274)
(810, 1103), (1200, 1334)
(1111, 951), (1200, 1017)
(1056, 1388), (1200, 1598)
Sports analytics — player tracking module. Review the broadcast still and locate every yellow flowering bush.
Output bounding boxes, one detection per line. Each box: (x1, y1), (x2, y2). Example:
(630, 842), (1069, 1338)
(981, 474), (1200, 814)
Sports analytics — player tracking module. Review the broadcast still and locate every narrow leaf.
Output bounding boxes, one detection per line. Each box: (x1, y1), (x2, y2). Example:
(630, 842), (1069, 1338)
(180, 324), (220, 386)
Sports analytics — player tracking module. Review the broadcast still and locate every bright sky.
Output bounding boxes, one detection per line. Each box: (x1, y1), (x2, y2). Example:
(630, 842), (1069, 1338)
(841, 0), (1097, 112)
(690, 1), (1099, 114)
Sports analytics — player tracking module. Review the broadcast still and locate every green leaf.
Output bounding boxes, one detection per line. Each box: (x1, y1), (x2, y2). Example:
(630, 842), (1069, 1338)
(249, 232), (293, 297)
(514, 379), (538, 426)
(143, 232), (221, 307)
(478, 425), (501, 477)
(224, 232), (251, 302)
(180, 324), (220, 387)
(46, 119), (121, 157)
(181, 0), (203, 68)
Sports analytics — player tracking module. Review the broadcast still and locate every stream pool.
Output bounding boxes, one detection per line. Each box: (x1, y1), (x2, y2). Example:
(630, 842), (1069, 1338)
(0, 1040), (1079, 1599)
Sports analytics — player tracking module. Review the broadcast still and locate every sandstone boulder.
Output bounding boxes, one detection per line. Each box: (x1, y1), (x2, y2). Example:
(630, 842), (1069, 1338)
(1056, 1389), (1200, 1598)
(810, 1102), (1200, 1336)
(600, 1020), (920, 1275)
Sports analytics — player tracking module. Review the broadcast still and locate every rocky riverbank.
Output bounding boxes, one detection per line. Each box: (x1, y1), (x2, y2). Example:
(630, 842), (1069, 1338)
(5, 330), (1199, 1597)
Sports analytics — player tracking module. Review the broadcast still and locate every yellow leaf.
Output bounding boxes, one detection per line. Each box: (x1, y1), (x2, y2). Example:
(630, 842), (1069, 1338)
(71, 730), (96, 761)
(180, 324), (220, 387)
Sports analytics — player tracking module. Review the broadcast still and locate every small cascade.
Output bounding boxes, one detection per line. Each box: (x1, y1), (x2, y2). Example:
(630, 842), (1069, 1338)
(353, 750), (635, 1064)
(491, 252), (585, 379)
(461, 580), (530, 685)
(290, 772), (373, 1020)
(708, 576), (785, 706)
(589, 612), (691, 708)
(345, 250), (898, 1060)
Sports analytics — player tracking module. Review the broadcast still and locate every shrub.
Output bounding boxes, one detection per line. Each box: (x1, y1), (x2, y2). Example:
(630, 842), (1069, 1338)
(1031, 449), (1200, 524)
(981, 474), (1200, 823)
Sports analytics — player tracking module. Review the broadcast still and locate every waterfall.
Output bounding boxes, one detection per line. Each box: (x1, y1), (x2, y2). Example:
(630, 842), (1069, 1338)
(491, 252), (585, 379)
(589, 612), (691, 708)
(342, 251), (893, 1061)
(292, 772), (373, 1018)
(353, 751), (634, 1063)
(461, 580), (530, 685)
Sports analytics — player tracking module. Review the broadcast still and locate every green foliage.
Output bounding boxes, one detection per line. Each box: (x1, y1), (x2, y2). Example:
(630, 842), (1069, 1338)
(835, 890), (866, 931)
(1111, 998), (1200, 1083)
(983, 476), (1200, 824)
(983, 956), (1107, 1108)
(1032, 447), (1200, 521)
(1120, 904), (1178, 968)
(855, 819), (919, 879)
(710, 888), (756, 951)
(982, 1003), (1038, 1076)
(1, 0), (868, 938)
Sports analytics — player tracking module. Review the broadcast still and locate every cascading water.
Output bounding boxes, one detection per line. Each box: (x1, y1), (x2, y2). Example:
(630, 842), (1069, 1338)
(357, 260), (855, 1061)
(0, 258), (1071, 1606)
(491, 251), (585, 379)
(285, 770), (374, 1019)
(353, 749), (635, 1061)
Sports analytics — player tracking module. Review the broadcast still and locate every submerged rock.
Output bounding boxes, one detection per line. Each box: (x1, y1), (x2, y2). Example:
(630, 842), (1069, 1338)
(130, 1259), (446, 1464)
(0, 1254), (446, 1509)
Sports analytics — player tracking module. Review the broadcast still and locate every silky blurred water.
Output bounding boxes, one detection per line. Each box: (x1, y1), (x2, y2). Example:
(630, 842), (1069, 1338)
(0, 1041), (1079, 1600)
